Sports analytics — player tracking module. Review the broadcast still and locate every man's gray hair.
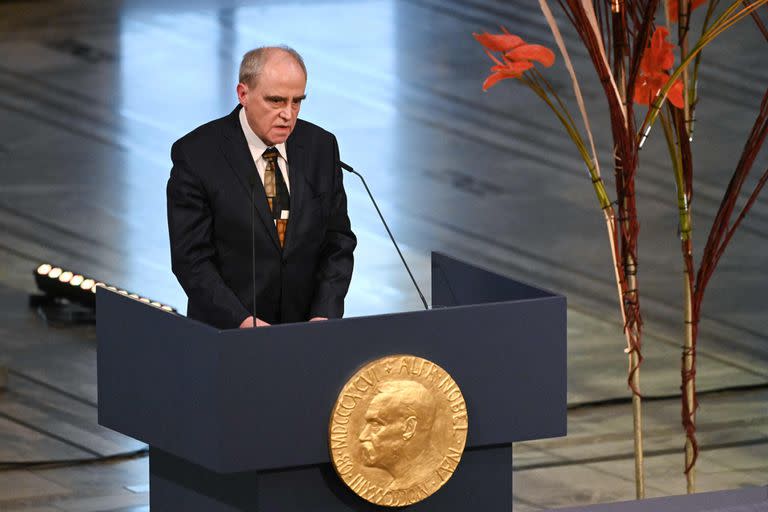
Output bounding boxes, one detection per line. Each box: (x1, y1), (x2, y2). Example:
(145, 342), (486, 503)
(238, 46), (307, 86)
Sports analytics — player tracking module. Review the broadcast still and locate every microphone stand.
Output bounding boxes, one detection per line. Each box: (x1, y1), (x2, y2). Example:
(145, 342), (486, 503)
(339, 161), (429, 311)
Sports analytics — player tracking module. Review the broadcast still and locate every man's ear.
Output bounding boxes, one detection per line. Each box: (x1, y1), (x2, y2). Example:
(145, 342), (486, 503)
(236, 83), (248, 107)
(402, 416), (417, 440)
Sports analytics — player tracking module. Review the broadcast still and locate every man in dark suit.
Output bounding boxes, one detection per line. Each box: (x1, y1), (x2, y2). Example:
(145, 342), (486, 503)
(167, 46), (356, 329)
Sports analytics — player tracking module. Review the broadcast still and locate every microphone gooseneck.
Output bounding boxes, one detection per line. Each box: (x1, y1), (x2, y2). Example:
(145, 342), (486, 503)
(339, 160), (429, 311)
(249, 175), (258, 327)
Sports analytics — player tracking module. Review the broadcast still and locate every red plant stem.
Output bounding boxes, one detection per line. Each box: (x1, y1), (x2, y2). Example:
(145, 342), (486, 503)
(683, 87), (768, 474)
(743, 0), (768, 40)
(718, 167), (768, 259)
(562, 0), (647, 394)
(695, 87), (768, 305)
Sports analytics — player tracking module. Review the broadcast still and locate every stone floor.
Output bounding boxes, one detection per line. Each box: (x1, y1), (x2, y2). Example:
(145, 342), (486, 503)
(0, 0), (766, 510)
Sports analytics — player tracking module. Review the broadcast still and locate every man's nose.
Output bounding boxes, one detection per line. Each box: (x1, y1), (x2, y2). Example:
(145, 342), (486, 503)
(279, 104), (291, 119)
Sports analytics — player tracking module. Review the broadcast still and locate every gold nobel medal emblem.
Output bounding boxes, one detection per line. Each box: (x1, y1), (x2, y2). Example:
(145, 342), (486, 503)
(329, 355), (468, 507)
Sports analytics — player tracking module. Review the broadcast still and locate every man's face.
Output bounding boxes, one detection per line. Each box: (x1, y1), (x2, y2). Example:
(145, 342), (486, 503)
(237, 52), (306, 146)
(358, 394), (406, 470)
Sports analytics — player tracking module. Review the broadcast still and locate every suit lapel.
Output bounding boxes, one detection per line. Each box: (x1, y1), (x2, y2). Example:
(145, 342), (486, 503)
(219, 107), (281, 251)
(284, 133), (305, 255)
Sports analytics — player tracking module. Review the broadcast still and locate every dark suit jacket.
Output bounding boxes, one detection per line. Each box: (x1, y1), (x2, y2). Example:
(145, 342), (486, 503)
(167, 106), (356, 329)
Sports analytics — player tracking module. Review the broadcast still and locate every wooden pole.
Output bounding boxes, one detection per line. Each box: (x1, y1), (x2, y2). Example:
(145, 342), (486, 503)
(683, 271), (696, 493)
(605, 212), (645, 499)
(680, 4), (696, 492)
(631, 368), (644, 498)
(627, 263), (645, 499)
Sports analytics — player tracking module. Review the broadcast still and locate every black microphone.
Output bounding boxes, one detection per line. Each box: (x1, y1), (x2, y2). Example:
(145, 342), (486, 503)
(339, 160), (429, 310)
(248, 175), (258, 327)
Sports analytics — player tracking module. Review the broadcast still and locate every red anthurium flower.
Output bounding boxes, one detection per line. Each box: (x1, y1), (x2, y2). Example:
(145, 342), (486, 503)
(634, 27), (685, 108)
(667, 0), (707, 23)
(473, 30), (555, 91)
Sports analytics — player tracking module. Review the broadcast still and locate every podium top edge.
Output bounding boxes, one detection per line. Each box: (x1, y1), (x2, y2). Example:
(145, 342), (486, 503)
(213, 295), (565, 332)
(97, 282), (565, 334)
(431, 251), (565, 299)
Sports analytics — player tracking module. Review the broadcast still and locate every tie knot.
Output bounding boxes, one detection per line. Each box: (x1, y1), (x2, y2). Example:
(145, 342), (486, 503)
(262, 147), (279, 162)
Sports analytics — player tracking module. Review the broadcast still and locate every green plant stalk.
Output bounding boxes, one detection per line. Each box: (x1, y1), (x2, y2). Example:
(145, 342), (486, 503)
(532, 67), (585, 148)
(660, 106), (698, 491)
(521, 74), (613, 210)
(659, 110), (692, 240)
(690, 0), (722, 136)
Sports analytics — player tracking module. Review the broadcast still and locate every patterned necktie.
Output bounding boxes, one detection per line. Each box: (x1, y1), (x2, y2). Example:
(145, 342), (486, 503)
(262, 147), (290, 248)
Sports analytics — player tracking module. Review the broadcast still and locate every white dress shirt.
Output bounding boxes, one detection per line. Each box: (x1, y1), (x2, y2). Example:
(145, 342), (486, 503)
(238, 107), (290, 193)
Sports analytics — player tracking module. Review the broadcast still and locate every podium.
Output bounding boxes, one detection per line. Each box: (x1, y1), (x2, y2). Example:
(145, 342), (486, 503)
(97, 253), (566, 511)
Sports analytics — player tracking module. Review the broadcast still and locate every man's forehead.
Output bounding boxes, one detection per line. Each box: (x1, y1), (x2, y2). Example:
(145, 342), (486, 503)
(256, 73), (306, 95)
(261, 51), (305, 77)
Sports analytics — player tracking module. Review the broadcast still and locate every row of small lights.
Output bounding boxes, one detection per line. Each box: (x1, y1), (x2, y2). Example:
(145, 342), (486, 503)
(36, 263), (175, 313)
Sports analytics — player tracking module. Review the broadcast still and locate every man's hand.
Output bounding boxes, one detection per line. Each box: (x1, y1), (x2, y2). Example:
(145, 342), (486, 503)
(309, 317), (328, 322)
(239, 316), (271, 328)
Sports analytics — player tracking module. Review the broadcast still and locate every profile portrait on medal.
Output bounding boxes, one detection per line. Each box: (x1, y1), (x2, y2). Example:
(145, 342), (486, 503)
(357, 380), (444, 491)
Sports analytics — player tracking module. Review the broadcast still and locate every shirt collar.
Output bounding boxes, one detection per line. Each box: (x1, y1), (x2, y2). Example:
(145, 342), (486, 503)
(238, 107), (288, 161)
